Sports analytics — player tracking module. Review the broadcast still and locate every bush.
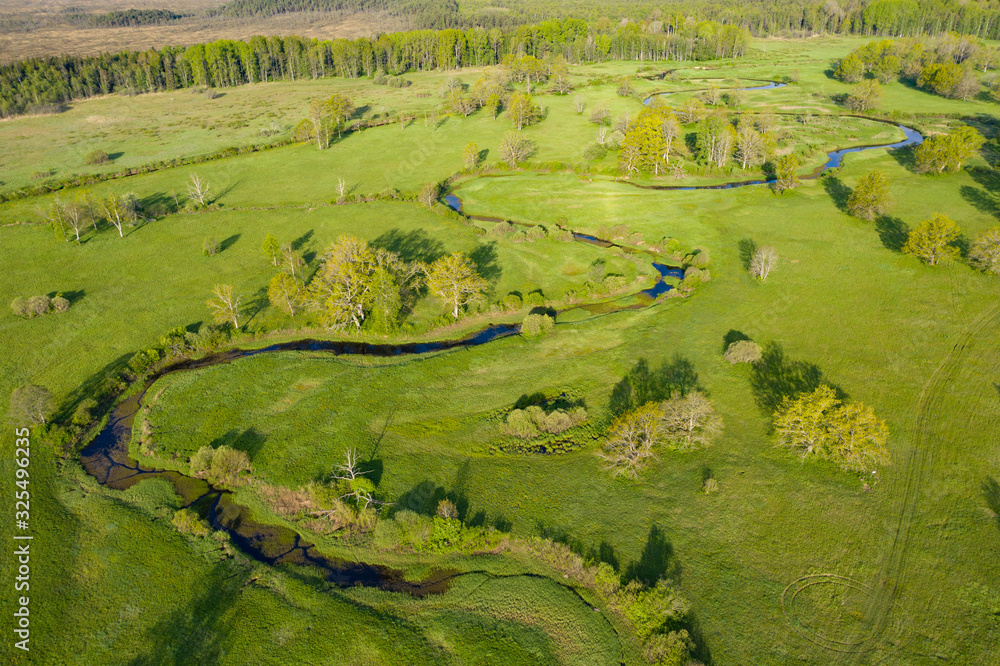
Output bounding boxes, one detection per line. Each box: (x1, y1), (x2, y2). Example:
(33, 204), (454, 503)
(724, 340), (762, 364)
(71, 398), (98, 427)
(26, 295), (50, 317)
(584, 143), (608, 161)
(502, 293), (522, 311)
(10, 297), (28, 318)
(524, 290), (545, 307)
(521, 313), (555, 337)
(51, 296), (70, 312)
(203, 237), (220, 256)
(502, 409), (539, 439)
(84, 150), (111, 165)
(172, 509), (212, 537)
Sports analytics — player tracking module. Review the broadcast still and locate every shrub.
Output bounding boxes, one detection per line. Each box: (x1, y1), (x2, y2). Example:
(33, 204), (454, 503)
(27, 295), (51, 317)
(724, 340), (762, 364)
(204, 88), (219, 100)
(71, 398), (98, 427)
(172, 509), (212, 537)
(84, 150), (111, 165)
(521, 313), (555, 337)
(203, 237), (220, 256)
(502, 293), (523, 311)
(502, 409), (540, 439)
(10, 297), (28, 318)
(51, 296), (70, 312)
(584, 143), (607, 160)
(524, 290), (545, 307)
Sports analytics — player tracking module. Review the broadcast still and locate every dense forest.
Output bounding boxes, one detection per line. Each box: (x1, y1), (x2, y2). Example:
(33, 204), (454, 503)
(64, 9), (187, 29)
(0, 18), (749, 117)
(207, 0), (1000, 38)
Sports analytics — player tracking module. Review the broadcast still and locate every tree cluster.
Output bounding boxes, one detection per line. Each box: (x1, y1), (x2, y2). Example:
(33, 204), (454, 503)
(501, 404), (587, 439)
(10, 294), (70, 318)
(599, 392), (722, 479)
(773, 385), (890, 473)
(914, 126), (984, 174)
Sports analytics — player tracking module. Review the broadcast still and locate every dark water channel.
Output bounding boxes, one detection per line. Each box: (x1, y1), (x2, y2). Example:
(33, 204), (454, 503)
(80, 328), (521, 596)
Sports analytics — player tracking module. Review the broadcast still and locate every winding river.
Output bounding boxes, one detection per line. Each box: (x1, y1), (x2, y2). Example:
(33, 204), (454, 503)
(78, 85), (926, 597)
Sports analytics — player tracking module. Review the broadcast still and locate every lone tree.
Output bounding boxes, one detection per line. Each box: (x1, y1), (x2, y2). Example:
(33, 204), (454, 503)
(903, 213), (961, 265)
(419, 182), (439, 208)
(426, 251), (488, 319)
(969, 226), (1000, 274)
(462, 142), (480, 170)
(774, 385), (889, 472)
(207, 284), (241, 329)
(915, 126), (984, 174)
(506, 91), (540, 130)
(774, 155), (800, 192)
(9, 385), (53, 425)
(749, 246), (778, 280)
(659, 391), (723, 451)
(498, 132), (534, 167)
(188, 173), (210, 208)
(261, 233), (281, 266)
(847, 170), (893, 220)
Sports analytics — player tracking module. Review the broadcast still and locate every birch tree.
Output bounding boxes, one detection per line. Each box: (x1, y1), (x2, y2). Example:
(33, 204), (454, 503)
(207, 283), (241, 329)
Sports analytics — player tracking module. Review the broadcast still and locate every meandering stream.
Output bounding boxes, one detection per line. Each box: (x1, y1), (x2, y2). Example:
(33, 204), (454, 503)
(78, 85), (926, 597)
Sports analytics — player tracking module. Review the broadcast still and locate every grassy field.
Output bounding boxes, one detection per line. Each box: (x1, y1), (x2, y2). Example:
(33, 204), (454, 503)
(2, 36), (1000, 665)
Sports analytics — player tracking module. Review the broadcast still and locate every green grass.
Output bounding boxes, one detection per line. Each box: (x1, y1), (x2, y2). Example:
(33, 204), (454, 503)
(2, 37), (1000, 665)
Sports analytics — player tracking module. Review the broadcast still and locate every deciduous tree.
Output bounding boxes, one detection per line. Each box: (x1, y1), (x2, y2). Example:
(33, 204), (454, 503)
(749, 246), (778, 279)
(498, 131), (534, 166)
(903, 213), (961, 265)
(261, 233), (281, 265)
(969, 226), (1000, 274)
(506, 91), (540, 130)
(9, 385), (53, 425)
(845, 79), (882, 112)
(915, 126), (984, 173)
(774, 154), (800, 192)
(188, 173), (210, 207)
(207, 283), (241, 329)
(268, 272), (299, 316)
(426, 251), (488, 319)
(847, 170), (893, 220)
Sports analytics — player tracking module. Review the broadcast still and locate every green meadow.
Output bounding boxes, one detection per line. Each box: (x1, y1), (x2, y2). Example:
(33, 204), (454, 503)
(1, 35), (999, 665)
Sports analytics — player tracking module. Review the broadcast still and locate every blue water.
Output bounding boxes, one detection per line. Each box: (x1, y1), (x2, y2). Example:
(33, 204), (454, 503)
(822, 124), (923, 169)
(643, 80), (787, 105)
(642, 263), (685, 298)
(444, 194), (462, 212)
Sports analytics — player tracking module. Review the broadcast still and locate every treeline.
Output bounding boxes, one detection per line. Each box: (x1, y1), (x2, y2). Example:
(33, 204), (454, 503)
(200, 0), (1000, 40)
(0, 18), (749, 117)
(208, 0), (463, 29)
(64, 9), (185, 28)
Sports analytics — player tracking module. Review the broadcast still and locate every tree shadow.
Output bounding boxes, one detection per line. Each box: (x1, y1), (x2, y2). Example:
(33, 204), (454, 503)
(54, 352), (132, 424)
(875, 216), (910, 252)
(108, 151), (124, 161)
(888, 145), (917, 172)
(393, 480), (469, 521)
(749, 342), (845, 415)
(469, 242), (502, 283)
(127, 564), (238, 665)
(466, 510), (513, 532)
(56, 289), (86, 304)
(737, 238), (757, 271)
(960, 184), (1000, 220)
(370, 228), (445, 264)
(212, 179), (240, 204)
(209, 427), (266, 460)
(477, 148), (490, 164)
(722, 329), (751, 353)
(610, 356), (701, 417)
(535, 521), (620, 569)
(822, 174), (851, 213)
(139, 191), (177, 217)
(291, 229), (314, 252)
(219, 234), (240, 253)
(983, 477), (1000, 533)
(624, 524), (681, 586)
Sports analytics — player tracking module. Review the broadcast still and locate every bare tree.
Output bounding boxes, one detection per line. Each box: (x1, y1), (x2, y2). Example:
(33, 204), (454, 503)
(596, 127), (610, 146)
(207, 283), (241, 329)
(102, 193), (125, 237)
(498, 132), (534, 167)
(64, 200), (87, 243)
(597, 403), (662, 479)
(574, 95), (586, 113)
(419, 182), (439, 208)
(337, 177), (347, 199)
(281, 243), (305, 283)
(749, 246), (778, 280)
(188, 173), (210, 207)
(659, 392), (723, 450)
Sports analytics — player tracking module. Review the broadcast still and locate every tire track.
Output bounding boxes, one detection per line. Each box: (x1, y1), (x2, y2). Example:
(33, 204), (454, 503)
(851, 304), (1000, 659)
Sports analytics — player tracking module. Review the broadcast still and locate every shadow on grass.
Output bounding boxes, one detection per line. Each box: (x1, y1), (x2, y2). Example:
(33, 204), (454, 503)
(888, 145), (917, 172)
(749, 342), (845, 414)
(737, 239), (756, 271)
(371, 228), (445, 264)
(55, 352), (133, 424)
(536, 522), (621, 569)
(722, 329), (751, 353)
(210, 427), (266, 460)
(127, 564), (237, 665)
(875, 216), (910, 252)
(624, 524), (681, 586)
(219, 233), (240, 253)
(983, 477), (1000, 533)
(822, 174), (851, 213)
(960, 184), (1000, 221)
(469, 241), (502, 284)
(610, 356), (701, 417)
